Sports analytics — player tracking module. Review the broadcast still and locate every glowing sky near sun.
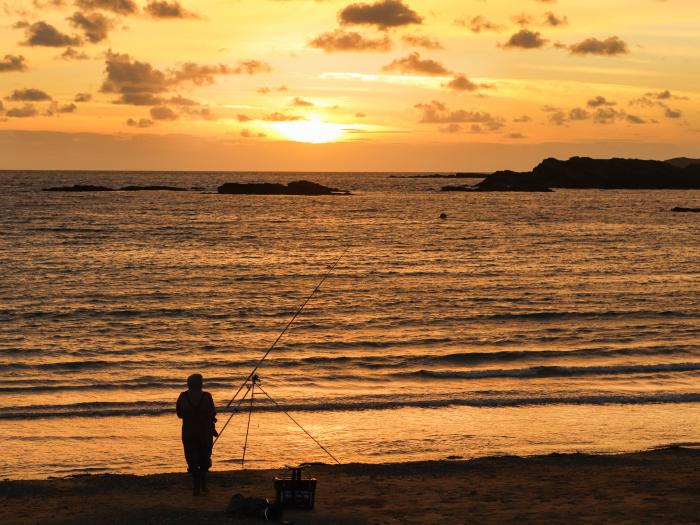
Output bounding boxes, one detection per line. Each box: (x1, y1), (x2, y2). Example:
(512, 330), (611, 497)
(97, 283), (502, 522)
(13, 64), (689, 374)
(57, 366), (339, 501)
(0, 0), (698, 170)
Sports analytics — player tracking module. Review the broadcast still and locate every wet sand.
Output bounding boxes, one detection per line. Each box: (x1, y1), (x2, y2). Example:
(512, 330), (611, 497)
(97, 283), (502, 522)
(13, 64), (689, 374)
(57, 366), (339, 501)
(1, 447), (697, 524)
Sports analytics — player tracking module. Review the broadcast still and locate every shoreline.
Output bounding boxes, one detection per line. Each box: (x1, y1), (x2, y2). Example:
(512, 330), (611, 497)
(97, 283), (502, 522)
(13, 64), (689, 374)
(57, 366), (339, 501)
(1, 447), (697, 524)
(4, 440), (700, 483)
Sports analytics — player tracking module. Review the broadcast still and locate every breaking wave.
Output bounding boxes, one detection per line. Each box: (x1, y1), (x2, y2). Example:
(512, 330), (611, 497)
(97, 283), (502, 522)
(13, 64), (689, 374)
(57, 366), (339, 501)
(1, 392), (698, 420)
(3, 344), (697, 371)
(399, 362), (700, 380)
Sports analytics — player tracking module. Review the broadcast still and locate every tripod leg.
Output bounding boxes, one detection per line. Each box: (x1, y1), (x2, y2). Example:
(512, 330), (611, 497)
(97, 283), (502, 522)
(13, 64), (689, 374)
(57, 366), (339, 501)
(241, 383), (255, 468)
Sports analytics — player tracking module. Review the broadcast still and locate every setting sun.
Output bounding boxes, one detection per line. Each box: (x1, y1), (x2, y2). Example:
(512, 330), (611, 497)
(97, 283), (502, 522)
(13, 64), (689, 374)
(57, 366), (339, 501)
(272, 120), (345, 144)
(1, 0), (698, 170)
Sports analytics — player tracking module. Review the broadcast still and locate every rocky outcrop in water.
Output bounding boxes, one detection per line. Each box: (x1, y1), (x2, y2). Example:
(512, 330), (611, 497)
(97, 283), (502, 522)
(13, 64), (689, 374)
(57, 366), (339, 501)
(531, 157), (700, 189)
(217, 180), (351, 195)
(44, 185), (188, 192)
(441, 170), (552, 192)
(443, 157), (700, 192)
(665, 157), (700, 169)
(44, 185), (113, 192)
(475, 170), (553, 192)
(120, 185), (188, 191)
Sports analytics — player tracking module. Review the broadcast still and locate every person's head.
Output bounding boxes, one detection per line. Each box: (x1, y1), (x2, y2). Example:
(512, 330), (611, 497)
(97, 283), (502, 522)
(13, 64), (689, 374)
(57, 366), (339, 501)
(187, 373), (203, 391)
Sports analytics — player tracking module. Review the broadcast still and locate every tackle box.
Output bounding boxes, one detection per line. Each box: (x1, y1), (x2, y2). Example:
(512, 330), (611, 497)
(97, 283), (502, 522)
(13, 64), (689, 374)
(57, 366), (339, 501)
(274, 466), (317, 509)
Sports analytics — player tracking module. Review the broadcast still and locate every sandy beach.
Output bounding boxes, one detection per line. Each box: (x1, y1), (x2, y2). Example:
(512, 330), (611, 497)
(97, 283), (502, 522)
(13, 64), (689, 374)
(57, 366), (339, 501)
(1, 447), (697, 524)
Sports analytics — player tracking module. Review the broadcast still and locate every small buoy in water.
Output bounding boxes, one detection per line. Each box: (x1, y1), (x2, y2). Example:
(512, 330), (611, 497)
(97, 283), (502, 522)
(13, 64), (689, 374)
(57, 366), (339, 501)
(439, 213), (447, 220)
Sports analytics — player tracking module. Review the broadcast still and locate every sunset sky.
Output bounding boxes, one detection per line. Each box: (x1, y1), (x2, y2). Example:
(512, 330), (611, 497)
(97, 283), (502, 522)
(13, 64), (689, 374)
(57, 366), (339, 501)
(1, 0), (698, 170)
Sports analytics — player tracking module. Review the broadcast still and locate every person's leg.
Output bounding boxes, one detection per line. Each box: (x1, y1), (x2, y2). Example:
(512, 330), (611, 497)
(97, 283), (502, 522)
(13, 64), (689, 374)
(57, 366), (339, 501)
(201, 435), (213, 493)
(192, 468), (201, 496)
(200, 469), (208, 493)
(183, 436), (201, 495)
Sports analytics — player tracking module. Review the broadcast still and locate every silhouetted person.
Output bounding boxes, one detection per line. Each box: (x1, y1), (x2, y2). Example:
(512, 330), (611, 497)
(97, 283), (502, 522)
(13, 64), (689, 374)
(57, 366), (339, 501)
(176, 373), (217, 495)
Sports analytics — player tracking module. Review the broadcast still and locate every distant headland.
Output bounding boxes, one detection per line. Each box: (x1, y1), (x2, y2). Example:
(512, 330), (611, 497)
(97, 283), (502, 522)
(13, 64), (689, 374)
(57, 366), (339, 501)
(441, 157), (700, 192)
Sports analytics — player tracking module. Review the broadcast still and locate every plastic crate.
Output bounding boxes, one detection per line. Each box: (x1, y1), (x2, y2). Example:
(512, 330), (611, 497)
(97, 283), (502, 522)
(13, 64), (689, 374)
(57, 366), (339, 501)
(274, 467), (317, 509)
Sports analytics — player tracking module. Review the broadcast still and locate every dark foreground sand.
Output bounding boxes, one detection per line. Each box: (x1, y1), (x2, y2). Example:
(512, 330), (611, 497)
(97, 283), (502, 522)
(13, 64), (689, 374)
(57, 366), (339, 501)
(1, 448), (697, 524)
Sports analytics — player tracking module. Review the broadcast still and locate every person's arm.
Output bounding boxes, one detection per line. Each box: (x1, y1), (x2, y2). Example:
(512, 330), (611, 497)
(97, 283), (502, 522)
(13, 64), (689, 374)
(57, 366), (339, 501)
(176, 393), (184, 419)
(208, 393), (217, 421)
(208, 393), (219, 436)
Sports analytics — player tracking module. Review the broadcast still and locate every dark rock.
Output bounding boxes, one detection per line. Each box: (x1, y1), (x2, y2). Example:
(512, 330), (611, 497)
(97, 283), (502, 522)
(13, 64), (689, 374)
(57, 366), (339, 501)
(461, 156), (700, 191)
(286, 180), (350, 194)
(665, 157), (700, 169)
(44, 184), (189, 192)
(43, 185), (113, 192)
(531, 157), (700, 189)
(219, 182), (287, 195)
(441, 170), (552, 192)
(671, 207), (700, 213)
(476, 170), (553, 192)
(217, 180), (350, 195)
(119, 185), (187, 191)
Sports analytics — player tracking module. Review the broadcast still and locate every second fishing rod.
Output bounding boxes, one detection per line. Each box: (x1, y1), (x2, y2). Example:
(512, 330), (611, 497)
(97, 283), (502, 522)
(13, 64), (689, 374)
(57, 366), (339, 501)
(213, 247), (349, 447)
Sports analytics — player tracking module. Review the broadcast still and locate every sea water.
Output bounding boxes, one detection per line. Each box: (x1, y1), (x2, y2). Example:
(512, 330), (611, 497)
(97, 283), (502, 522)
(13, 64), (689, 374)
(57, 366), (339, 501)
(0, 171), (698, 479)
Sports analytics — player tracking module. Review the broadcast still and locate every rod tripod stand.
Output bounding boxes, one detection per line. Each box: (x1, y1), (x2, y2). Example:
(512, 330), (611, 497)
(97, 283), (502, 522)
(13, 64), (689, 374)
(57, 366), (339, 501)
(235, 373), (340, 467)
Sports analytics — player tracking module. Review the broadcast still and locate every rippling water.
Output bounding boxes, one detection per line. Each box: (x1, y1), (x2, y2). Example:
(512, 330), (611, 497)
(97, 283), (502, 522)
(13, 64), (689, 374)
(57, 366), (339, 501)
(1, 171), (698, 479)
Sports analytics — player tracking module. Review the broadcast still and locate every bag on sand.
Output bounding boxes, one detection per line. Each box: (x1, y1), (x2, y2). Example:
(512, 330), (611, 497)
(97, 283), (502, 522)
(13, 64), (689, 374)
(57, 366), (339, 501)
(226, 493), (283, 521)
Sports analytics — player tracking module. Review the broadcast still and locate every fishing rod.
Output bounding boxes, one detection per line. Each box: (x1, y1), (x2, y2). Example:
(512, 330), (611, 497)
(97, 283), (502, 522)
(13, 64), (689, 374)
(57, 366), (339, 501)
(214, 246), (349, 447)
(237, 374), (340, 466)
(256, 382), (340, 464)
(212, 381), (254, 448)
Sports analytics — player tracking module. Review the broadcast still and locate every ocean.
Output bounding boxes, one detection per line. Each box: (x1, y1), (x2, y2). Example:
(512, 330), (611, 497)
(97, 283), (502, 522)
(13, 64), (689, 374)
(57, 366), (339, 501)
(0, 171), (698, 479)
